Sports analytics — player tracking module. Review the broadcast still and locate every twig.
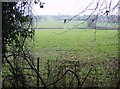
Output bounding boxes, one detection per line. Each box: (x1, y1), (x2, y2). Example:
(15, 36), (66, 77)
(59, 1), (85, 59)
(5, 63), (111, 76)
(47, 69), (80, 89)
(79, 65), (94, 88)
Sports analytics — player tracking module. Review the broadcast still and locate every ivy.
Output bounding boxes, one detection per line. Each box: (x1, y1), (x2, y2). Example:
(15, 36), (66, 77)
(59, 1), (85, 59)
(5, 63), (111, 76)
(2, 2), (34, 59)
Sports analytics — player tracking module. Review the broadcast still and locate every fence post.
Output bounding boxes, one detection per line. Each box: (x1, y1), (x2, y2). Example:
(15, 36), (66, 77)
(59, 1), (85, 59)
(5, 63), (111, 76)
(63, 60), (67, 87)
(47, 60), (51, 83)
(37, 58), (40, 89)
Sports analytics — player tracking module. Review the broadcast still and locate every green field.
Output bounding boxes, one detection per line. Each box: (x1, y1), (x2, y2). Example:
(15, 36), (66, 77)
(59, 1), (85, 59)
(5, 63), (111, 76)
(32, 29), (118, 87)
(34, 29), (118, 61)
(31, 19), (119, 87)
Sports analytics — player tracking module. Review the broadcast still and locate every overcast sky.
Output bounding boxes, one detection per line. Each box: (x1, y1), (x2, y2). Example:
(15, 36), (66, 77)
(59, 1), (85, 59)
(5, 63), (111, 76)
(32, 0), (118, 15)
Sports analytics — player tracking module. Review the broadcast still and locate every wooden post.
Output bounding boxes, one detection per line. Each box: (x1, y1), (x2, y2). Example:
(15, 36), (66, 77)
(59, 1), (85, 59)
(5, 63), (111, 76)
(47, 60), (51, 83)
(47, 60), (50, 79)
(64, 62), (66, 88)
(37, 58), (39, 89)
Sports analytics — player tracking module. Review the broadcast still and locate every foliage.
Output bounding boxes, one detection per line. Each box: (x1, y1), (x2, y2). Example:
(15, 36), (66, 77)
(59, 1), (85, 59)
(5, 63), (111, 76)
(2, 2), (34, 59)
(2, 2), (46, 88)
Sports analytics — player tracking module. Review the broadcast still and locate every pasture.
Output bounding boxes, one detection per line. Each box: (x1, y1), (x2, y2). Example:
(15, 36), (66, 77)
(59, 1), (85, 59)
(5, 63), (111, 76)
(32, 28), (118, 87)
(31, 19), (118, 87)
(32, 19), (118, 61)
(34, 29), (118, 61)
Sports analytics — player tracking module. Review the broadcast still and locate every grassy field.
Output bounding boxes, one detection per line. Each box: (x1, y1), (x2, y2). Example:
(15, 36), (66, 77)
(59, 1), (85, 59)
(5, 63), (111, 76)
(32, 29), (118, 87)
(25, 20), (119, 87)
(34, 29), (118, 61)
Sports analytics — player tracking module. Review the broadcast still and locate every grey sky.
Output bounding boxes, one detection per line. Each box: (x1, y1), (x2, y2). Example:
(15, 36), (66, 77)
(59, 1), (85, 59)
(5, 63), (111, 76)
(32, 0), (118, 15)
